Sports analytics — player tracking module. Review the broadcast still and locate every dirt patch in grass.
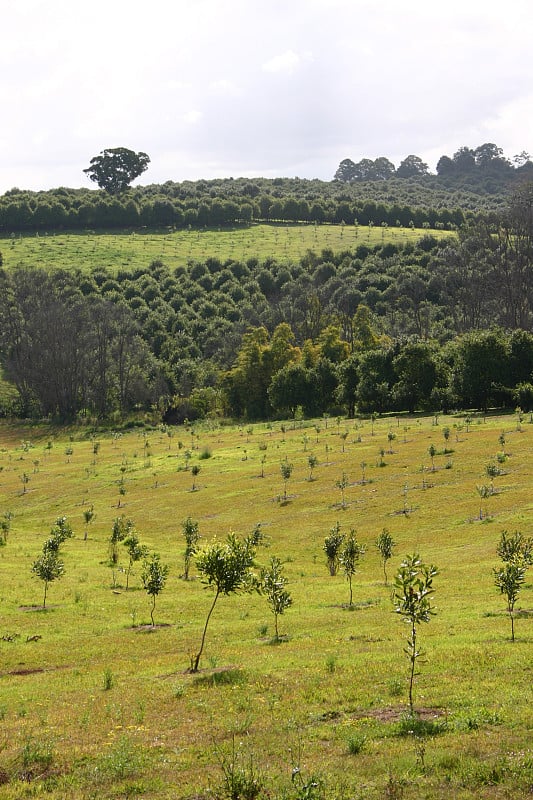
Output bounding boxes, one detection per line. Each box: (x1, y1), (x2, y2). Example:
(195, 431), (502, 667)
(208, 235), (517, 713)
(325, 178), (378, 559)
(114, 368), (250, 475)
(133, 623), (172, 633)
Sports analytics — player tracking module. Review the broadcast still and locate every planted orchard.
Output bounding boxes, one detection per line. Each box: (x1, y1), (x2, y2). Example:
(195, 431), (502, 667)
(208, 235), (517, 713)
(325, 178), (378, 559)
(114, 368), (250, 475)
(0, 410), (531, 798)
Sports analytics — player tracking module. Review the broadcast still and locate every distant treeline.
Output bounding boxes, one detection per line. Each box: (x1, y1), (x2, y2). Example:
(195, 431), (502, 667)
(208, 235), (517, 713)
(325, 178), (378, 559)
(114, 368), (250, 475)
(1, 183), (533, 421)
(0, 173), (525, 239)
(0, 182), (466, 234)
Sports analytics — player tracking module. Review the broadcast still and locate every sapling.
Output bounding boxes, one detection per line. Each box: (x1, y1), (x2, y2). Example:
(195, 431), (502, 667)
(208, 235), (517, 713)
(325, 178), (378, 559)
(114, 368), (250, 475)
(494, 560), (526, 642)
(340, 530), (365, 607)
(280, 460), (293, 501)
(307, 454), (318, 481)
(191, 464), (200, 491)
(0, 512), (13, 546)
(192, 532), (259, 672)
(476, 484), (492, 520)
(182, 516), (200, 580)
(335, 471), (349, 508)
(428, 444), (436, 471)
(32, 550), (64, 608)
(141, 552), (169, 626)
(376, 527), (395, 585)
(83, 505), (95, 540)
(123, 532), (149, 590)
(323, 522), (344, 576)
(109, 516), (134, 587)
(497, 530), (533, 565)
(261, 556), (292, 641)
(392, 554), (438, 715)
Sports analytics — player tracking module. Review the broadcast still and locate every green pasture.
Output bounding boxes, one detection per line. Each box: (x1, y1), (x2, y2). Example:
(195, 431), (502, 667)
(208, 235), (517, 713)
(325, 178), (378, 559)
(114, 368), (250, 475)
(0, 224), (455, 273)
(0, 410), (532, 798)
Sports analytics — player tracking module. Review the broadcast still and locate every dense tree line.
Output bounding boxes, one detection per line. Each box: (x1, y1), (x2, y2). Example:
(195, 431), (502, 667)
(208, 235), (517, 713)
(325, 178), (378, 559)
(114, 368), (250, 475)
(0, 183), (466, 234)
(334, 142), (533, 189)
(1, 185), (532, 420)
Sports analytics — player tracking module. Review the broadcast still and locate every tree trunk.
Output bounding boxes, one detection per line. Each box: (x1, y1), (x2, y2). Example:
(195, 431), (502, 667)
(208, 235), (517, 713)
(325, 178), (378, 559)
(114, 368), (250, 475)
(192, 591), (219, 672)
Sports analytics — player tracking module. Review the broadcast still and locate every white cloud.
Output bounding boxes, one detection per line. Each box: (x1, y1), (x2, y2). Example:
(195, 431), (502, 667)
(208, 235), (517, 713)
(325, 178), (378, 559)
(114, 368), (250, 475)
(262, 50), (302, 75)
(1, 0), (533, 191)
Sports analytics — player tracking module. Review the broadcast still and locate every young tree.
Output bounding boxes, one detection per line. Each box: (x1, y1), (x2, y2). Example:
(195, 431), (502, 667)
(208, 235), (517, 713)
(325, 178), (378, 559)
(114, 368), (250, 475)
(182, 516), (200, 580)
(335, 471), (349, 508)
(280, 460), (293, 501)
(191, 464), (200, 491)
(109, 516), (134, 587)
(307, 454), (318, 481)
(32, 550), (64, 608)
(0, 512), (13, 546)
(340, 530), (365, 607)
(192, 532), (259, 672)
(494, 560), (526, 642)
(261, 556), (292, 641)
(83, 505), (95, 541)
(392, 554), (438, 715)
(141, 553), (169, 626)
(323, 522), (344, 576)
(376, 527), (395, 585)
(83, 147), (150, 193)
(476, 484), (492, 520)
(497, 530), (533, 565)
(123, 532), (148, 590)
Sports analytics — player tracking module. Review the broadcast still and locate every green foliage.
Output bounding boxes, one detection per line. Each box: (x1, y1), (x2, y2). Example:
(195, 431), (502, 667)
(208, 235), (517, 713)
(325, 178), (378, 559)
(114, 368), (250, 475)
(109, 516), (135, 585)
(83, 147), (150, 194)
(0, 510), (12, 545)
(214, 734), (265, 800)
(340, 530), (365, 607)
(261, 556), (293, 641)
(182, 516), (200, 580)
(192, 532), (259, 671)
(376, 527), (395, 585)
(280, 460), (293, 501)
(323, 521), (344, 576)
(494, 543), (527, 642)
(141, 552), (169, 626)
(496, 530), (533, 565)
(123, 532), (149, 590)
(31, 550), (64, 608)
(392, 554), (438, 714)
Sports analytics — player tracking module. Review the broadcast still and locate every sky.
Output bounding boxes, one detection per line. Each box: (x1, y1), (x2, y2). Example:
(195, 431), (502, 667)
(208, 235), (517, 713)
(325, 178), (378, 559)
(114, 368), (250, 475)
(1, 0), (533, 194)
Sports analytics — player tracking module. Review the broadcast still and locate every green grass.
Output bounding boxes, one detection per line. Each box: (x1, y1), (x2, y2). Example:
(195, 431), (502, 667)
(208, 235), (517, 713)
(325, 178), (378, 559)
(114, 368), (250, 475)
(0, 410), (531, 798)
(0, 223), (455, 273)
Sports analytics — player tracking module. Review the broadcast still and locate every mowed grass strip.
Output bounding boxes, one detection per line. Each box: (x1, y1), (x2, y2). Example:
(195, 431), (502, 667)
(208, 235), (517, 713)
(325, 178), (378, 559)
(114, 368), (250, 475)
(0, 411), (531, 798)
(0, 223), (455, 273)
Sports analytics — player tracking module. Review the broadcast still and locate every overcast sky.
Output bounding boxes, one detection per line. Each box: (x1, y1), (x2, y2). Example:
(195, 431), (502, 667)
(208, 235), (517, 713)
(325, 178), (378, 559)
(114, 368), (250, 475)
(1, 0), (532, 194)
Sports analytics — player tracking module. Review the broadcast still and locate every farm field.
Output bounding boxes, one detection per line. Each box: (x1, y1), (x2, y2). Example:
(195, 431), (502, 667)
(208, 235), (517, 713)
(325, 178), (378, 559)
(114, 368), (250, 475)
(0, 411), (532, 798)
(0, 223), (455, 273)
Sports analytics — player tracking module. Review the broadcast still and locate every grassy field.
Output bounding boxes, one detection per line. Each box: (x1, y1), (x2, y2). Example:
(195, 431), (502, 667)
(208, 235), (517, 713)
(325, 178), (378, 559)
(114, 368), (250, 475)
(0, 410), (532, 798)
(0, 224), (455, 273)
